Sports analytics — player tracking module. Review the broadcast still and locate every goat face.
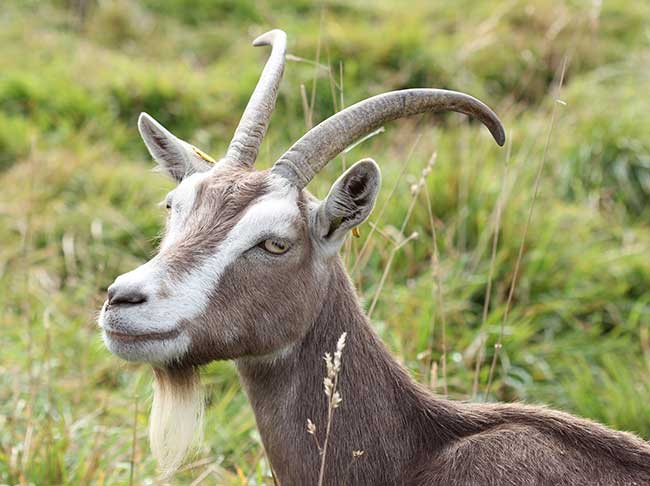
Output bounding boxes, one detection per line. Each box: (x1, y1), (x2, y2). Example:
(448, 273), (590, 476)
(99, 29), (503, 369)
(99, 115), (381, 366)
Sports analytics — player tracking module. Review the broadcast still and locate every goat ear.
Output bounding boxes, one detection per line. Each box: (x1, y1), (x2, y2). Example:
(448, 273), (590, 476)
(138, 113), (215, 183)
(312, 158), (381, 253)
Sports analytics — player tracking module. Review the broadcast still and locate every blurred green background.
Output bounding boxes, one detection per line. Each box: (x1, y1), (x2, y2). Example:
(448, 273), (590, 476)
(1, 0), (649, 484)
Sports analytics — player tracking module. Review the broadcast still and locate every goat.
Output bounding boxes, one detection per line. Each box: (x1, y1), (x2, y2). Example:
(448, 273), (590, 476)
(98, 29), (650, 485)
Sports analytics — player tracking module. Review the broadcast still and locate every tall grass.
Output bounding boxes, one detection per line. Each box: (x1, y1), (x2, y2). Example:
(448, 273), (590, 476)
(485, 56), (568, 400)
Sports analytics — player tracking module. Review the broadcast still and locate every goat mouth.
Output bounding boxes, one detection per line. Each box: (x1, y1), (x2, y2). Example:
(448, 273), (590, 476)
(104, 328), (181, 343)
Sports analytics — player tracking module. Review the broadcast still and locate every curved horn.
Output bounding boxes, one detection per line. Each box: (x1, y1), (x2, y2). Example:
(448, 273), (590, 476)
(225, 29), (287, 166)
(271, 89), (505, 188)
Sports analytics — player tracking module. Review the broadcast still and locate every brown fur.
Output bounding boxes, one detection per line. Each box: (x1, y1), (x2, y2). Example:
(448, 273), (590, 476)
(178, 188), (321, 365)
(110, 162), (650, 484)
(236, 259), (650, 486)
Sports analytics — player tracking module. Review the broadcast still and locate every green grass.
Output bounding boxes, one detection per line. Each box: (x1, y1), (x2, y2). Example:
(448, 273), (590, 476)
(1, 0), (650, 484)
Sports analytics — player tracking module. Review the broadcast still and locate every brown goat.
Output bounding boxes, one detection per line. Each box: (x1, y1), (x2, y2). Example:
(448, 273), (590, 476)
(99, 29), (650, 484)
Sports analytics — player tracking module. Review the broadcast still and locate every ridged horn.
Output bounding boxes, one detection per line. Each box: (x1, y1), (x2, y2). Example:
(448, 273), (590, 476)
(271, 89), (505, 188)
(225, 29), (287, 166)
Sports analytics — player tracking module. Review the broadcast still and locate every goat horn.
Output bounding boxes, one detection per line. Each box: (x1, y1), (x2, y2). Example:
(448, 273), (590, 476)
(271, 89), (505, 188)
(225, 29), (287, 166)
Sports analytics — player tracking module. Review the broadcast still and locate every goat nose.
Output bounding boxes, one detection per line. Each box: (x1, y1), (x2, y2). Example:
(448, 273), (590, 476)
(107, 283), (148, 306)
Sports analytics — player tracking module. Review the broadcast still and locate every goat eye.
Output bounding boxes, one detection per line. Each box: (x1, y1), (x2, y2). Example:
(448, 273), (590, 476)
(163, 192), (174, 211)
(262, 239), (290, 255)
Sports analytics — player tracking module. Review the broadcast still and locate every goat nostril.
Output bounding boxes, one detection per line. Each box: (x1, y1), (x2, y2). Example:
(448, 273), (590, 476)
(107, 285), (148, 307)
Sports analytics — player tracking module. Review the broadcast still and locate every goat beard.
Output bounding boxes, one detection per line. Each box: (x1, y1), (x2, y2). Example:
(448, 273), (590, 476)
(150, 366), (204, 477)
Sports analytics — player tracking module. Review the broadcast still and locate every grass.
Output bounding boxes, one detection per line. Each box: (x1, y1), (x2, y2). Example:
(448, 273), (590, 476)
(1, 0), (650, 484)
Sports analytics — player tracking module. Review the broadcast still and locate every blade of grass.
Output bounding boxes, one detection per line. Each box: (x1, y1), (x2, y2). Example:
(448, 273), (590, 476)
(484, 56), (569, 400)
(471, 132), (512, 399)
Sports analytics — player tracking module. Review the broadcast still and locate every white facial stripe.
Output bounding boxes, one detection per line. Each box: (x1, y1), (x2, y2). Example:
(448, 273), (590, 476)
(227, 195), (300, 248)
(101, 179), (300, 347)
(160, 186), (300, 327)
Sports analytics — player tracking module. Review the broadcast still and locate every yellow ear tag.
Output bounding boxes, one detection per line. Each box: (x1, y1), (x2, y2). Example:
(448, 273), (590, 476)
(352, 227), (361, 238)
(192, 146), (217, 164)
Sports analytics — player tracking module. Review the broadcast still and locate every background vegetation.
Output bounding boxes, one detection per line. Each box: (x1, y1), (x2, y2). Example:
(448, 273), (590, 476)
(1, 0), (649, 484)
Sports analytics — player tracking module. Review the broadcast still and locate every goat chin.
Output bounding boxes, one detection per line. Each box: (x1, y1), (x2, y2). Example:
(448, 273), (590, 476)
(150, 366), (204, 477)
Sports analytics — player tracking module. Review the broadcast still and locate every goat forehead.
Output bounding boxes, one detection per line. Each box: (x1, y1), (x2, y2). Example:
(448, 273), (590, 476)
(192, 169), (300, 229)
(161, 170), (301, 276)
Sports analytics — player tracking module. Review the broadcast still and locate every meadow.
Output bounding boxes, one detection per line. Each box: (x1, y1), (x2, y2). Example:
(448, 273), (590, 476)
(1, 0), (650, 484)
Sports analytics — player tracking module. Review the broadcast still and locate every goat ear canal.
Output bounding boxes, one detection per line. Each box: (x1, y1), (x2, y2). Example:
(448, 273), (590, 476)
(324, 215), (345, 239)
(317, 158), (381, 247)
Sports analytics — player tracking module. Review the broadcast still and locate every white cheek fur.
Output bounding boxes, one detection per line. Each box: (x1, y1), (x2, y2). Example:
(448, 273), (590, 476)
(101, 180), (301, 355)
